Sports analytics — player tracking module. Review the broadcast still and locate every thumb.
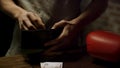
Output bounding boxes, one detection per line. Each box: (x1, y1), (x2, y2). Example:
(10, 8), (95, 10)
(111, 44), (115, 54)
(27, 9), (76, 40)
(51, 20), (68, 29)
(51, 24), (57, 29)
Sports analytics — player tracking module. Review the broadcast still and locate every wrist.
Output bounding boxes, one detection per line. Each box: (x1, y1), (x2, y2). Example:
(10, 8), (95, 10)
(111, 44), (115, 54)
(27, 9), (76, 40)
(9, 6), (26, 19)
(69, 17), (81, 25)
(0, 3), (25, 19)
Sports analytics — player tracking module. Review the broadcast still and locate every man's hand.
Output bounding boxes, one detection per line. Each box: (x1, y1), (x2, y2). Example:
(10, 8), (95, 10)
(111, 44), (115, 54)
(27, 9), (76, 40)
(43, 20), (80, 56)
(0, 0), (45, 30)
(15, 11), (45, 30)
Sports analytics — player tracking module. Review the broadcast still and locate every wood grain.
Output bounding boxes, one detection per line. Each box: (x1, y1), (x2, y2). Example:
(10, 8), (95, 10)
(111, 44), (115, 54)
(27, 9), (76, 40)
(0, 55), (106, 68)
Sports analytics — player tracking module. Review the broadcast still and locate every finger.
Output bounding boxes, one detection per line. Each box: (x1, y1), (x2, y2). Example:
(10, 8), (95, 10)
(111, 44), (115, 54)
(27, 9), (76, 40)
(51, 20), (67, 29)
(36, 18), (45, 29)
(18, 18), (22, 29)
(18, 18), (29, 30)
(44, 30), (66, 47)
(34, 13), (45, 29)
(21, 24), (29, 30)
(44, 46), (63, 55)
(46, 43), (63, 52)
(44, 38), (60, 46)
(44, 33), (66, 46)
(23, 17), (37, 30)
(54, 40), (69, 51)
(27, 12), (37, 22)
(27, 12), (41, 29)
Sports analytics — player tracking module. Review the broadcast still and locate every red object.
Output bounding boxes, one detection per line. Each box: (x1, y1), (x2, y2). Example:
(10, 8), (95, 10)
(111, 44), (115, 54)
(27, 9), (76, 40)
(86, 31), (120, 62)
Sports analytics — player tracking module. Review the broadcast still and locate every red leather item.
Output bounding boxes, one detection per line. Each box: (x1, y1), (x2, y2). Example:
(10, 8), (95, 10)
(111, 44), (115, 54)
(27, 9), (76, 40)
(86, 31), (120, 62)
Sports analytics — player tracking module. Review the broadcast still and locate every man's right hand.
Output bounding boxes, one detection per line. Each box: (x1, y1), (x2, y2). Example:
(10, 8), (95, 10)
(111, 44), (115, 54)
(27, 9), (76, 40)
(15, 11), (45, 30)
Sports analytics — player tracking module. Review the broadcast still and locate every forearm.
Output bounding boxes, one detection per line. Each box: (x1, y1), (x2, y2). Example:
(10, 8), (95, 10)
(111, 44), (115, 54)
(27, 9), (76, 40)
(71, 0), (108, 29)
(0, 0), (25, 18)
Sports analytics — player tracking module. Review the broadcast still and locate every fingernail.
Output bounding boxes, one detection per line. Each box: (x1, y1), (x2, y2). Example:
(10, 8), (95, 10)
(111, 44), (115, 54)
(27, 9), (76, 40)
(51, 27), (55, 29)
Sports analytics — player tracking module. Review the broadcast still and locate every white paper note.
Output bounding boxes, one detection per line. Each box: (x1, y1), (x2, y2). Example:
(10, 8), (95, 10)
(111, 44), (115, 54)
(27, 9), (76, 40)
(40, 62), (63, 68)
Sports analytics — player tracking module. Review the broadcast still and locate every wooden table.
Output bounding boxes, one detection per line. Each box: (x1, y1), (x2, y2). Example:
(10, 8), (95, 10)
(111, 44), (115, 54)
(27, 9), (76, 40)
(0, 54), (109, 68)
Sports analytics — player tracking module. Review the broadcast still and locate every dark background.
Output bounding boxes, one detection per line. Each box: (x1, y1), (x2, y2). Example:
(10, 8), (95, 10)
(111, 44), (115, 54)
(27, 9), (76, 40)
(0, 11), (15, 56)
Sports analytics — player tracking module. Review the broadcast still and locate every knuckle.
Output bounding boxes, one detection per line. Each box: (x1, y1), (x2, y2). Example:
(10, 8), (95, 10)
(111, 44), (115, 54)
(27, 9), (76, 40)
(27, 12), (33, 14)
(14, 15), (18, 19)
(32, 18), (38, 22)
(27, 12), (34, 17)
(55, 23), (59, 26)
(23, 17), (28, 21)
(27, 24), (33, 28)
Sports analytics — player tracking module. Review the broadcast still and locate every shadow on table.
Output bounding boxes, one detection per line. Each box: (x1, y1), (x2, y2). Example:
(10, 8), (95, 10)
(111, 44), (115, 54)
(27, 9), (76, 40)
(93, 58), (120, 68)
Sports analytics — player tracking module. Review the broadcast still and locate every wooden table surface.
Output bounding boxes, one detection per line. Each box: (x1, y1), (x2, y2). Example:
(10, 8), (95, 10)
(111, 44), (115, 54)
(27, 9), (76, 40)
(0, 55), (108, 68)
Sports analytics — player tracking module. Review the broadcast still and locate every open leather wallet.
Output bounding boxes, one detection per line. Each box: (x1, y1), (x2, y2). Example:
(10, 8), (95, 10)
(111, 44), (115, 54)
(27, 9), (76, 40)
(21, 28), (81, 64)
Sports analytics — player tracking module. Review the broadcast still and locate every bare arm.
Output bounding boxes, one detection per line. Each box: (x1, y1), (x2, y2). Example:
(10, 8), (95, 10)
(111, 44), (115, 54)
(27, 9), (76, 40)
(0, 0), (45, 30)
(50, 0), (108, 40)
(71, 0), (108, 29)
(0, 0), (25, 18)
(44, 0), (108, 55)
